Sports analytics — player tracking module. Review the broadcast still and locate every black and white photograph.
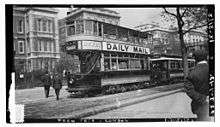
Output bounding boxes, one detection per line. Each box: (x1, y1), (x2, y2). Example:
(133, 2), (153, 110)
(5, 3), (215, 125)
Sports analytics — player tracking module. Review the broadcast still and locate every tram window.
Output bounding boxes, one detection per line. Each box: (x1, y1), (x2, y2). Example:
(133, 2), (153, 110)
(162, 61), (168, 70)
(98, 22), (102, 36)
(118, 53), (123, 57)
(130, 59), (141, 69)
(170, 61), (175, 69)
(188, 61), (191, 68)
(123, 54), (129, 58)
(144, 59), (148, 70)
(130, 54), (135, 58)
(104, 52), (110, 57)
(179, 61), (183, 69)
(75, 20), (84, 34)
(118, 59), (129, 69)
(140, 59), (144, 69)
(104, 59), (110, 71)
(111, 59), (117, 70)
(93, 21), (98, 35)
(175, 61), (179, 69)
(67, 23), (75, 36)
(188, 61), (194, 68)
(85, 20), (93, 35)
(111, 53), (117, 57)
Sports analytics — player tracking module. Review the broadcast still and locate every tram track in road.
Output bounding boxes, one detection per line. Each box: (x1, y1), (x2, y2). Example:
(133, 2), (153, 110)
(24, 83), (185, 119)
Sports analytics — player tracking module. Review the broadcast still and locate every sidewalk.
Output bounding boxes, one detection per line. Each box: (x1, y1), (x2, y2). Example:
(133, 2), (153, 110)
(23, 83), (185, 119)
(24, 83), (185, 119)
(51, 88), (183, 119)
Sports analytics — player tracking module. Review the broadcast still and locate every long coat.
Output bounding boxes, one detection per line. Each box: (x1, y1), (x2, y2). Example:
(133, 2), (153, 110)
(52, 75), (62, 90)
(185, 62), (209, 114)
(41, 74), (51, 86)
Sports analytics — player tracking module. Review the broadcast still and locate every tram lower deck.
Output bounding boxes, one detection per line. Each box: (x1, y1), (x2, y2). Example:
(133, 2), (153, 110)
(66, 50), (152, 95)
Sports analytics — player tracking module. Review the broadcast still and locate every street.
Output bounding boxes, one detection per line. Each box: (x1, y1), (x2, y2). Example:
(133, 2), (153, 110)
(14, 83), (194, 119)
(86, 92), (196, 119)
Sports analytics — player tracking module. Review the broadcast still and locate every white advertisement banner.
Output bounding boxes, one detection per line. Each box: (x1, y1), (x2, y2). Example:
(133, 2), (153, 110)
(103, 42), (150, 54)
(82, 41), (102, 50)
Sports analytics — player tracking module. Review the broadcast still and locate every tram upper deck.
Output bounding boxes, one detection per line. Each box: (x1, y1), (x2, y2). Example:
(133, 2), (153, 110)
(62, 19), (152, 74)
(62, 19), (153, 48)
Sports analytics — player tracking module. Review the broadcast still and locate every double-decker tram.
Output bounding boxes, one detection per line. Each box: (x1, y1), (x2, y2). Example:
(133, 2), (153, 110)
(150, 55), (195, 85)
(62, 18), (153, 96)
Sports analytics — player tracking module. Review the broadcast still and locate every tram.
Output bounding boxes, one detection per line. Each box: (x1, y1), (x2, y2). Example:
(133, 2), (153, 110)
(150, 55), (195, 84)
(62, 19), (152, 96)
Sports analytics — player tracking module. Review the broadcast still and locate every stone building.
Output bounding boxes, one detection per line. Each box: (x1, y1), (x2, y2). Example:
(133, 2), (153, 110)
(135, 24), (208, 55)
(13, 7), (60, 72)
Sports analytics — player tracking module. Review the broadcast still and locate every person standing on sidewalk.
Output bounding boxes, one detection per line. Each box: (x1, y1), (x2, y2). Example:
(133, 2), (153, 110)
(184, 50), (209, 121)
(41, 71), (52, 98)
(52, 73), (62, 100)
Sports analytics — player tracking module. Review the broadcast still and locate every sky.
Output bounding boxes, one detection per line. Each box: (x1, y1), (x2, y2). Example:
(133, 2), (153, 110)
(57, 8), (168, 28)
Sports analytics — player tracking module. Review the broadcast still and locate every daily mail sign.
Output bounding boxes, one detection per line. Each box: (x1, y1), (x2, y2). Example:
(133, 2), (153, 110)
(102, 42), (150, 54)
(78, 41), (150, 54)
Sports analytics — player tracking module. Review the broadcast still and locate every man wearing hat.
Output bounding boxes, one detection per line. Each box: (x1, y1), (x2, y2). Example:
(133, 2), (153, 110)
(184, 50), (210, 121)
(52, 73), (62, 100)
(41, 71), (52, 98)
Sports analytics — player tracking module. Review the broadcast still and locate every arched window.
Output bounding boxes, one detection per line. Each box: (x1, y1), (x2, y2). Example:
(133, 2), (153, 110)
(17, 20), (23, 33)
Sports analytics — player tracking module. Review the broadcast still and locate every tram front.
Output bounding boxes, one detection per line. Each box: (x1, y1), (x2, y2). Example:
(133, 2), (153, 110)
(63, 41), (102, 95)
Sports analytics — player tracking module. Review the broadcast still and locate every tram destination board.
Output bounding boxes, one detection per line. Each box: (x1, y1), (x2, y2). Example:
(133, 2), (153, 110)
(6, 4), (215, 125)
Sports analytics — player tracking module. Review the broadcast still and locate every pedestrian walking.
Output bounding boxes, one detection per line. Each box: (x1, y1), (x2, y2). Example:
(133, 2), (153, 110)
(41, 71), (52, 98)
(184, 50), (210, 121)
(52, 73), (62, 100)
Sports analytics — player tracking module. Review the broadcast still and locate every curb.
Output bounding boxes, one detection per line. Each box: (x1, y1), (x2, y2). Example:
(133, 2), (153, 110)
(58, 88), (184, 119)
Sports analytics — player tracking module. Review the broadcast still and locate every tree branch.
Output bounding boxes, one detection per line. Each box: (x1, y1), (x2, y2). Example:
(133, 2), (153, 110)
(183, 23), (207, 34)
(181, 9), (187, 18)
(163, 7), (177, 18)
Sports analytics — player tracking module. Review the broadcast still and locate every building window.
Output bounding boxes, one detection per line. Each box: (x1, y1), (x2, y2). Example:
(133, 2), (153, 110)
(49, 42), (52, 51)
(34, 40), (38, 51)
(18, 41), (24, 54)
(48, 20), (52, 33)
(27, 40), (30, 53)
(39, 40), (42, 51)
(17, 20), (23, 33)
(47, 41), (50, 52)
(51, 41), (53, 52)
(53, 42), (56, 52)
(37, 19), (42, 31)
(44, 41), (47, 51)
(43, 20), (47, 32)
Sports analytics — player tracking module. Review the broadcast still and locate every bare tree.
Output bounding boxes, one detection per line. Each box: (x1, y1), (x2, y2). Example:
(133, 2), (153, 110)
(162, 6), (208, 78)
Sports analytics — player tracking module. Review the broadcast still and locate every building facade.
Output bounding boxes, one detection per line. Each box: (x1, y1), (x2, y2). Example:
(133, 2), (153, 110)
(13, 7), (26, 73)
(135, 24), (208, 55)
(13, 7), (60, 72)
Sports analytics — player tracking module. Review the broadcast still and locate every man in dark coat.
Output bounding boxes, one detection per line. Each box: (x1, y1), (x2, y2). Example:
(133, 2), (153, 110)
(184, 50), (210, 121)
(66, 72), (72, 88)
(52, 73), (62, 100)
(41, 72), (52, 98)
